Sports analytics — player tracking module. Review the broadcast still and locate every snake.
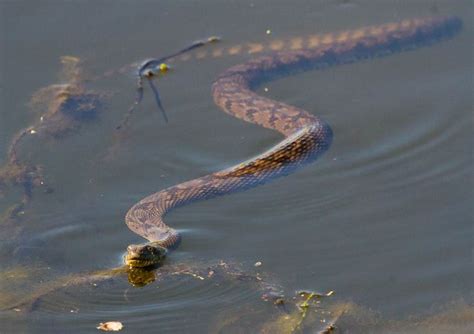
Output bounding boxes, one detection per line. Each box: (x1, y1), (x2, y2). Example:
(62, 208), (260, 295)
(123, 16), (462, 267)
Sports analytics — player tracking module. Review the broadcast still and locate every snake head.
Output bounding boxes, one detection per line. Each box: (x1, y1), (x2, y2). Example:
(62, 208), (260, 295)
(125, 242), (167, 268)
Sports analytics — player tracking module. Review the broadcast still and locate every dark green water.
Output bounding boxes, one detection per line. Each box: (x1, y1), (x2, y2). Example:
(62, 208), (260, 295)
(0, 1), (472, 333)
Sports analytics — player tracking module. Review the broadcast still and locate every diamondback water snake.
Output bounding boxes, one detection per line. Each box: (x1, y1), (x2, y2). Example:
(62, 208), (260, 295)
(123, 16), (462, 265)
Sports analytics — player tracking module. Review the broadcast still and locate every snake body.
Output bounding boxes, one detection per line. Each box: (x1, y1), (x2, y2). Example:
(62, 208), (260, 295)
(125, 16), (461, 250)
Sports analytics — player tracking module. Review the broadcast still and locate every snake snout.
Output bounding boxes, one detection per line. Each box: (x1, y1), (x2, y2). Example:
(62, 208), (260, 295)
(125, 242), (167, 268)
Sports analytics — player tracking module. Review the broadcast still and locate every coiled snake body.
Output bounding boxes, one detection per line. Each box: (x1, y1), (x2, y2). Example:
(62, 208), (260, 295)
(124, 16), (462, 262)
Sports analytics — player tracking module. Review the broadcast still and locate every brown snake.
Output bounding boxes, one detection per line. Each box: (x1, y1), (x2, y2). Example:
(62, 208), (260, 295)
(125, 16), (462, 251)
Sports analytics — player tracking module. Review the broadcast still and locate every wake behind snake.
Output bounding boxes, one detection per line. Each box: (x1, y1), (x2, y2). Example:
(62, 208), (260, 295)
(125, 16), (462, 251)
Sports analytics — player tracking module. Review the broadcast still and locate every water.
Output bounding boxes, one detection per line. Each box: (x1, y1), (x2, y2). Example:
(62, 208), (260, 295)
(0, 1), (472, 333)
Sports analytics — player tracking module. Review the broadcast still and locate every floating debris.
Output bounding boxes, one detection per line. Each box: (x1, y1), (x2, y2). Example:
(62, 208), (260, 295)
(254, 261), (262, 267)
(190, 272), (205, 280)
(97, 321), (123, 331)
(274, 297), (285, 305)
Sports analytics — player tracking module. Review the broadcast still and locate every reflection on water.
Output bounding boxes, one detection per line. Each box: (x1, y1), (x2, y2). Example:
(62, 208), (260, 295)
(0, 0), (472, 333)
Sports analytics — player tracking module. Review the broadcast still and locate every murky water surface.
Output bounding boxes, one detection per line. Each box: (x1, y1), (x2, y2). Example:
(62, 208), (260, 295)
(0, 1), (472, 333)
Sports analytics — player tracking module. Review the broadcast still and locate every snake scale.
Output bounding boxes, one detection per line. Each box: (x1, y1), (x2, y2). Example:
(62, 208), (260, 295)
(125, 16), (462, 253)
